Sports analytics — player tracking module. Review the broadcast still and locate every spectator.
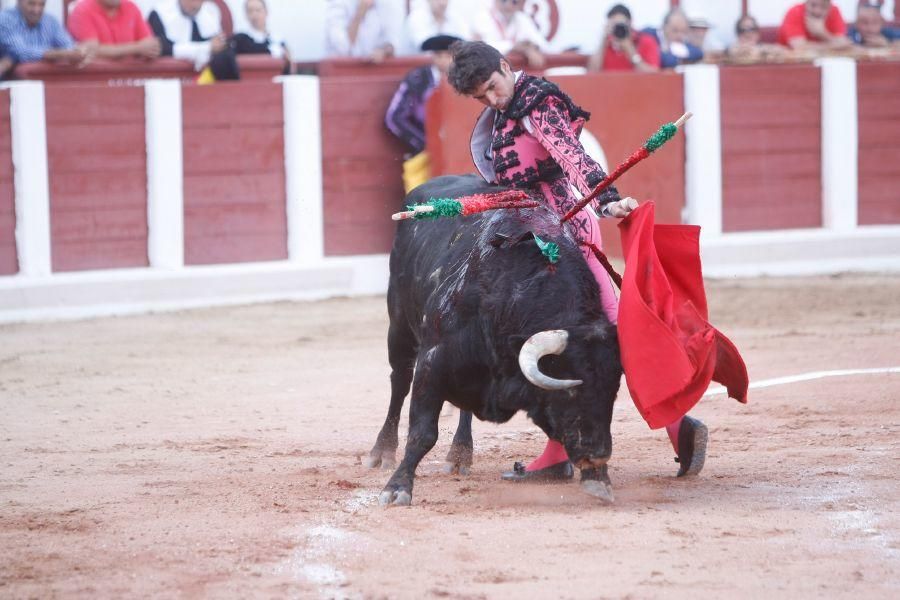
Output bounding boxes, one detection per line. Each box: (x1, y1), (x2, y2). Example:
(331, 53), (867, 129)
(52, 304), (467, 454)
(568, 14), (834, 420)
(777, 0), (851, 50)
(0, 0), (95, 70)
(385, 34), (460, 192)
(68, 0), (161, 60)
(687, 16), (710, 49)
(587, 4), (659, 73)
(325, 0), (403, 63)
(849, 1), (900, 47)
(232, 0), (290, 69)
(0, 48), (12, 79)
(404, 0), (469, 55)
(386, 34), (459, 156)
(471, 0), (548, 68)
(643, 8), (703, 69)
(147, 0), (227, 69)
(687, 15), (726, 54)
(727, 14), (788, 62)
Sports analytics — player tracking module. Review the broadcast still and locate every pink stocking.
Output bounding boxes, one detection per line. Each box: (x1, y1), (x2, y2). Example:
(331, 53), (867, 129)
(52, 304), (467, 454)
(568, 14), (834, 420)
(525, 439), (569, 471)
(665, 417), (684, 455)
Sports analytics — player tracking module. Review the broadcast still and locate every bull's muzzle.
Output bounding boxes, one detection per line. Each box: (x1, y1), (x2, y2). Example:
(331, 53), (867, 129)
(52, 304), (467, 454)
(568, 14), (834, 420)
(518, 330), (583, 390)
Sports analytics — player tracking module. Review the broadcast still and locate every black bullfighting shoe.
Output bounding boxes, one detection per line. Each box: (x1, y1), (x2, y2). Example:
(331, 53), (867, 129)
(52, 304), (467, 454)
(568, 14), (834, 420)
(675, 416), (708, 477)
(501, 460), (574, 483)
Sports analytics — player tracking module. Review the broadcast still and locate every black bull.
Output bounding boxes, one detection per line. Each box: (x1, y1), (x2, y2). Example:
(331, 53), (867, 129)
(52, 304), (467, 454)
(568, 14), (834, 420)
(368, 175), (623, 506)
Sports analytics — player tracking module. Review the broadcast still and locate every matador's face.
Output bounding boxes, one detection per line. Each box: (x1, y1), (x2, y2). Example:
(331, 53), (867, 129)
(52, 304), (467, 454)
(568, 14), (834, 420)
(470, 60), (516, 112)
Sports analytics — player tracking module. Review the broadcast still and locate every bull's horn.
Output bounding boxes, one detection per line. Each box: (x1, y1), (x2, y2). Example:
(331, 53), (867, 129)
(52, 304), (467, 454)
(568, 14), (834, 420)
(518, 330), (583, 390)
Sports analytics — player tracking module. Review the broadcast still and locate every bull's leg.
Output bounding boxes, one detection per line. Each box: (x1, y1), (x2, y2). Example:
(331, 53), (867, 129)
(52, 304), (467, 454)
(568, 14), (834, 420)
(379, 357), (442, 506)
(366, 322), (416, 470)
(443, 410), (473, 475)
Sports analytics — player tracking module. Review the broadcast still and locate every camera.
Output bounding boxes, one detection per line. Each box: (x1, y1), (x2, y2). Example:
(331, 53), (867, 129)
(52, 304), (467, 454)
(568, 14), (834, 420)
(612, 23), (630, 39)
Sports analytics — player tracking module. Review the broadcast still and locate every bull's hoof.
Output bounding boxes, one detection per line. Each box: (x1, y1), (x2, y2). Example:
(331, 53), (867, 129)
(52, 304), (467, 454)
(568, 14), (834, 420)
(444, 445), (473, 476)
(442, 462), (470, 476)
(364, 450), (397, 470)
(581, 479), (614, 504)
(580, 465), (614, 504)
(378, 489), (412, 507)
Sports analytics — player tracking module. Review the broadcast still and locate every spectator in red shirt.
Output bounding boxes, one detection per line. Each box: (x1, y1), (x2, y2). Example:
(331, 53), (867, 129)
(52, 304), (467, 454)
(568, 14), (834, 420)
(68, 0), (161, 59)
(587, 4), (660, 72)
(777, 0), (851, 49)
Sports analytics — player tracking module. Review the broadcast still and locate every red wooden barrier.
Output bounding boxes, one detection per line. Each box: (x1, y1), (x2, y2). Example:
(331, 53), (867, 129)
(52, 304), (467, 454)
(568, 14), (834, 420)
(426, 71), (686, 257)
(0, 91), (16, 275)
(181, 82), (287, 265)
(45, 84), (149, 272)
(720, 65), (822, 232)
(857, 61), (900, 226)
(320, 75), (409, 256)
(14, 56), (283, 84)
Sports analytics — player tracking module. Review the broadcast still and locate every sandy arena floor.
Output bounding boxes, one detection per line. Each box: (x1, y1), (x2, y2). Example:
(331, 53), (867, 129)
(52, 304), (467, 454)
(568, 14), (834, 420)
(1, 274), (899, 599)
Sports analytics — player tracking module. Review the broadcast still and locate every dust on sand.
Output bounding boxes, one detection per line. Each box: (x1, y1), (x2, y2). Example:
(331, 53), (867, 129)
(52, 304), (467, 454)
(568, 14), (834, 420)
(1, 275), (899, 598)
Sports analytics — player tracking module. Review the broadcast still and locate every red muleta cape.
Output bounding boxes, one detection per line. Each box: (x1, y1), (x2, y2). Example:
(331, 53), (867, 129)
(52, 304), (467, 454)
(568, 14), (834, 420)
(617, 202), (749, 429)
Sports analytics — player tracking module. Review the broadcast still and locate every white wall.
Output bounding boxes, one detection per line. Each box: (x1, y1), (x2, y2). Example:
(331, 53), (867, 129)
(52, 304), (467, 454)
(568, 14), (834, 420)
(18, 0), (898, 61)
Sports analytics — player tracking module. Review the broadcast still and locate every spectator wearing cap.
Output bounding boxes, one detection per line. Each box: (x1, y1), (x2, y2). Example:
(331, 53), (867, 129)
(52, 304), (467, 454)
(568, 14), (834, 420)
(0, 0), (96, 71)
(470, 0), (548, 68)
(404, 0), (469, 55)
(687, 15), (726, 54)
(326, 0), (403, 63)
(67, 0), (162, 60)
(848, 2), (900, 47)
(777, 0), (851, 49)
(587, 4), (659, 73)
(386, 34), (459, 157)
(642, 7), (704, 69)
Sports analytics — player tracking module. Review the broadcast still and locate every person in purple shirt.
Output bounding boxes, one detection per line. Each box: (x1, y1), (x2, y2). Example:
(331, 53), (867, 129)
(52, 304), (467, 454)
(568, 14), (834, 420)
(0, 0), (96, 75)
(385, 34), (460, 156)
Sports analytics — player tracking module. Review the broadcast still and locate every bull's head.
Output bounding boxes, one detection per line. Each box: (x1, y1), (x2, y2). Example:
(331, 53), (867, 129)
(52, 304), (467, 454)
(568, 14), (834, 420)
(517, 324), (620, 474)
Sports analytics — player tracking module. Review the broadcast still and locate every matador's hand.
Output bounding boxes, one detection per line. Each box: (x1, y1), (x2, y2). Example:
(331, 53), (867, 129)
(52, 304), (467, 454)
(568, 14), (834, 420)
(600, 197), (639, 218)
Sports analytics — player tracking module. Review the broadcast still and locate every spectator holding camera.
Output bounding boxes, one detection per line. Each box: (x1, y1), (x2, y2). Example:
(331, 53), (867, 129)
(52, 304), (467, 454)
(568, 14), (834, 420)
(587, 4), (659, 72)
(643, 7), (703, 69)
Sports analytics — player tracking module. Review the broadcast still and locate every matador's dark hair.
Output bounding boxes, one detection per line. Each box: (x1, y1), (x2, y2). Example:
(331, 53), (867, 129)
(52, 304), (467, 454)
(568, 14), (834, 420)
(448, 41), (505, 95)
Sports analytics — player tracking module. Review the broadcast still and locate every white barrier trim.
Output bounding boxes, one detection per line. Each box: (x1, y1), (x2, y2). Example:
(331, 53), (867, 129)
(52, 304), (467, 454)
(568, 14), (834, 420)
(145, 79), (184, 269)
(818, 57), (858, 232)
(9, 81), (51, 277)
(0, 254), (390, 324)
(282, 75), (324, 265)
(704, 367), (900, 397)
(682, 64), (723, 238)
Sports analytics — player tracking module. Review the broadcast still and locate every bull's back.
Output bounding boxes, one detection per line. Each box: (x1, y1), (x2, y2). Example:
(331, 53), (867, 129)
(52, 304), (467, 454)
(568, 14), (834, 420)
(387, 175), (498, 334)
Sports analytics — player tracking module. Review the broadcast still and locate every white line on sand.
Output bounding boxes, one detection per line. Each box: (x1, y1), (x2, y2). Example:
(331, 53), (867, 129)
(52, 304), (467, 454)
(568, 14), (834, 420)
(703, 367), (900, 397)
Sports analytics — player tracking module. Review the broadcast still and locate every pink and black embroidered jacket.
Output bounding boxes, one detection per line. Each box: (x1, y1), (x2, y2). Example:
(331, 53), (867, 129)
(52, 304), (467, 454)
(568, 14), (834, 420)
(469, 73), (620, 216)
